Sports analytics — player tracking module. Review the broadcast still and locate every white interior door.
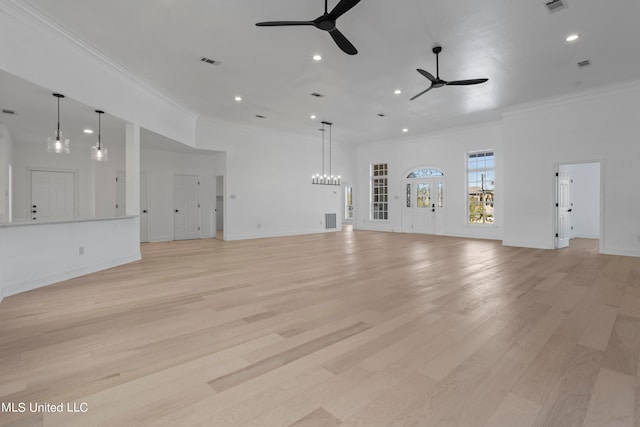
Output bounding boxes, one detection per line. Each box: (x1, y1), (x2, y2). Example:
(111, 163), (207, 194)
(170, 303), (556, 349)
(556, 171), (571, 248)
(140, 172), (149, 242)
(174, 174), (200, 240)
(116, 171), (149, 242)
(31, 170), (75, 221)
(115, 171), (126, 217)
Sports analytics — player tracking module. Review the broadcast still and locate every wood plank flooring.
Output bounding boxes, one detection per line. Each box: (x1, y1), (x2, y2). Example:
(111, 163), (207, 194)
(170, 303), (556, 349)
(0, 230), (638, 426)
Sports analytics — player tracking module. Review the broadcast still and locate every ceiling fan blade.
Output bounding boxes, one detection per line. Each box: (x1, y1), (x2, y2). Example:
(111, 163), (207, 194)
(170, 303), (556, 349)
(328, 28), (357, 55)
(327, 0), (361, 20)
(256, 21), (315, 27)
(416, 69), (436, 83)
(410, 86), (433, 101)
(446, 78), (488, 86)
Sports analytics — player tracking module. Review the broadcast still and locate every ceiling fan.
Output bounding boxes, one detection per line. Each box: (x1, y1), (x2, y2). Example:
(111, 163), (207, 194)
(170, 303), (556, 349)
(255, 0), (361, 55)
(410, 46), (488, 100)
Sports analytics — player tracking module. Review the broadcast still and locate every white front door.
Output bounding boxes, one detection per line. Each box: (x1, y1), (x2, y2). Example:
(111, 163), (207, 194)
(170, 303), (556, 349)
(402, 178), (445, 234)
(31, 170), (75, 221)
(556, 171), (571, 248)
(174, 174), (200, 240)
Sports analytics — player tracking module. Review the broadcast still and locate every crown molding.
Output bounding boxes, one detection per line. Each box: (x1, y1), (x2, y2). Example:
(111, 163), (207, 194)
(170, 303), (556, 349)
(0, 0), (198, 120)
(503, 79), (640, 117)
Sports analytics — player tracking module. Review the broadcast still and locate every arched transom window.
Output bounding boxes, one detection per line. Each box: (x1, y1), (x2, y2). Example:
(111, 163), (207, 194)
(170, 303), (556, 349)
(406, 168), (444, 178)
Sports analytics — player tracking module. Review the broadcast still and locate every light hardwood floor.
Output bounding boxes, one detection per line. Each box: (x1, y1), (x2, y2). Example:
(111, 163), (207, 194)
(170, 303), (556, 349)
(0, 230), (638, 426)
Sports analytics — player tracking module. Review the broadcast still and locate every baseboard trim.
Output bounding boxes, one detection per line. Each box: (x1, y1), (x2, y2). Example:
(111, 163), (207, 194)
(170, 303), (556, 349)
(225, 228), (337, 241)
(502, 240), (554, 250)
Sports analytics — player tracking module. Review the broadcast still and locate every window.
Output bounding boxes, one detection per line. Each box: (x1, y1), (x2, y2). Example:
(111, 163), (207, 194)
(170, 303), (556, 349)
(467, 151), (494, 224)
(371, 163), (388, 220)
(406, 168), (444, 178)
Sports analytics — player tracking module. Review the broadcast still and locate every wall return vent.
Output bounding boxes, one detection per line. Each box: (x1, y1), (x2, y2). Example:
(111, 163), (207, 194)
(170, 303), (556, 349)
(325, 213), (337, 230)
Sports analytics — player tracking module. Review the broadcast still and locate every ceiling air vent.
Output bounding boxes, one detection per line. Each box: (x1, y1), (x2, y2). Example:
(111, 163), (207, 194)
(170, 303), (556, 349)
(200, 57), (220, 65)
(310, 92), (325, 98)
(577, 59), (591, 68)
(544, 0), (567, 13)
(2, 109), (16, 115)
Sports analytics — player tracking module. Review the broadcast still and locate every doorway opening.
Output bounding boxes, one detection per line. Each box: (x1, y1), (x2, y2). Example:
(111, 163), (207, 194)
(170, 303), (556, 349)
(344, 184), (353, 224)
(555, 162), (602, 251)
(116, 171), (149, 243)
(216, 175), (224, 239)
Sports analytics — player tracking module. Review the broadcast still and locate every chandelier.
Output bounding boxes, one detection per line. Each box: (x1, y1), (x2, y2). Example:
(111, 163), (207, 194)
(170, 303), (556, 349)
(312, 121), (341, 186)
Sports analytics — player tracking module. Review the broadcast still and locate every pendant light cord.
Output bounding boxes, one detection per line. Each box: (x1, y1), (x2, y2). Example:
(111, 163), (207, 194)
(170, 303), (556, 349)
(321, 122), (325, 176)
(97, 112), (101, 150)
(56, 96), (61, 140)
(329, 123), (332, 177)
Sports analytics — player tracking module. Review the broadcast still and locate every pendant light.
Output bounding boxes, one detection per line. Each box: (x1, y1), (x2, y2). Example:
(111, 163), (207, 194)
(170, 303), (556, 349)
(312, 121), (341, 186)
(90, 110), (108, 161)
(46, 93), (70, 154)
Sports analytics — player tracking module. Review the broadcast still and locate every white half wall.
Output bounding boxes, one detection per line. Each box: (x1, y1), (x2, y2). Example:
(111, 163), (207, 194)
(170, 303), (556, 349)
(0, 217), (140, 301)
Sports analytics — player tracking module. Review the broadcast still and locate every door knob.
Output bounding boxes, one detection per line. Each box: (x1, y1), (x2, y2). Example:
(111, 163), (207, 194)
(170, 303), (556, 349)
(143, 210), (148, 213)
(175, 210), (179, 213)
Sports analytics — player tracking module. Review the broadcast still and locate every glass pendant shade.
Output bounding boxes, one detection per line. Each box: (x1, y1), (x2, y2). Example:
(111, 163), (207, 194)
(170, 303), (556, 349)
(91, 109), (107, 161)
(90, 145), (108, 161)
(48, 93), (70, 154)
(47, 131), (70, 154)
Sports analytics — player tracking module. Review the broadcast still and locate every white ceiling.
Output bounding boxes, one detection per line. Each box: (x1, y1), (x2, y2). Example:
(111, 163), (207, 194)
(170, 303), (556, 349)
(2, 0), (640, 145)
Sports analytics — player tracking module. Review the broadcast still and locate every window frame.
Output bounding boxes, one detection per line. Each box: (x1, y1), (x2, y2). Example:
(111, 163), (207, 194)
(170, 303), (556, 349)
(466, 150), (495, 225)
(370, 163), (389, 221)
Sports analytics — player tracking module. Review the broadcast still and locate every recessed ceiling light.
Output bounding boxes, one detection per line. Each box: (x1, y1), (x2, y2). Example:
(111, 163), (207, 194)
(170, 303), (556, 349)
(234, 96), (242, 102)
(566, 34), (579, 42)
(83, 129), (93, 134)
(394, 89), (402, 95)
(313, 54), (322, 61)
(310, 115), (316, 119)
(402, 128), (409, 133)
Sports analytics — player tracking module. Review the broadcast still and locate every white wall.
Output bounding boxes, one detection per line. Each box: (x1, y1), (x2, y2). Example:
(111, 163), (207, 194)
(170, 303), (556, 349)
(559, 163), (600, 239)
(503, 83), (640, 255)
(354, 122), (504, 240)
(141, 148), (224, 242)
(196, 118), (356, 240)
(0, 124), (12, 222)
